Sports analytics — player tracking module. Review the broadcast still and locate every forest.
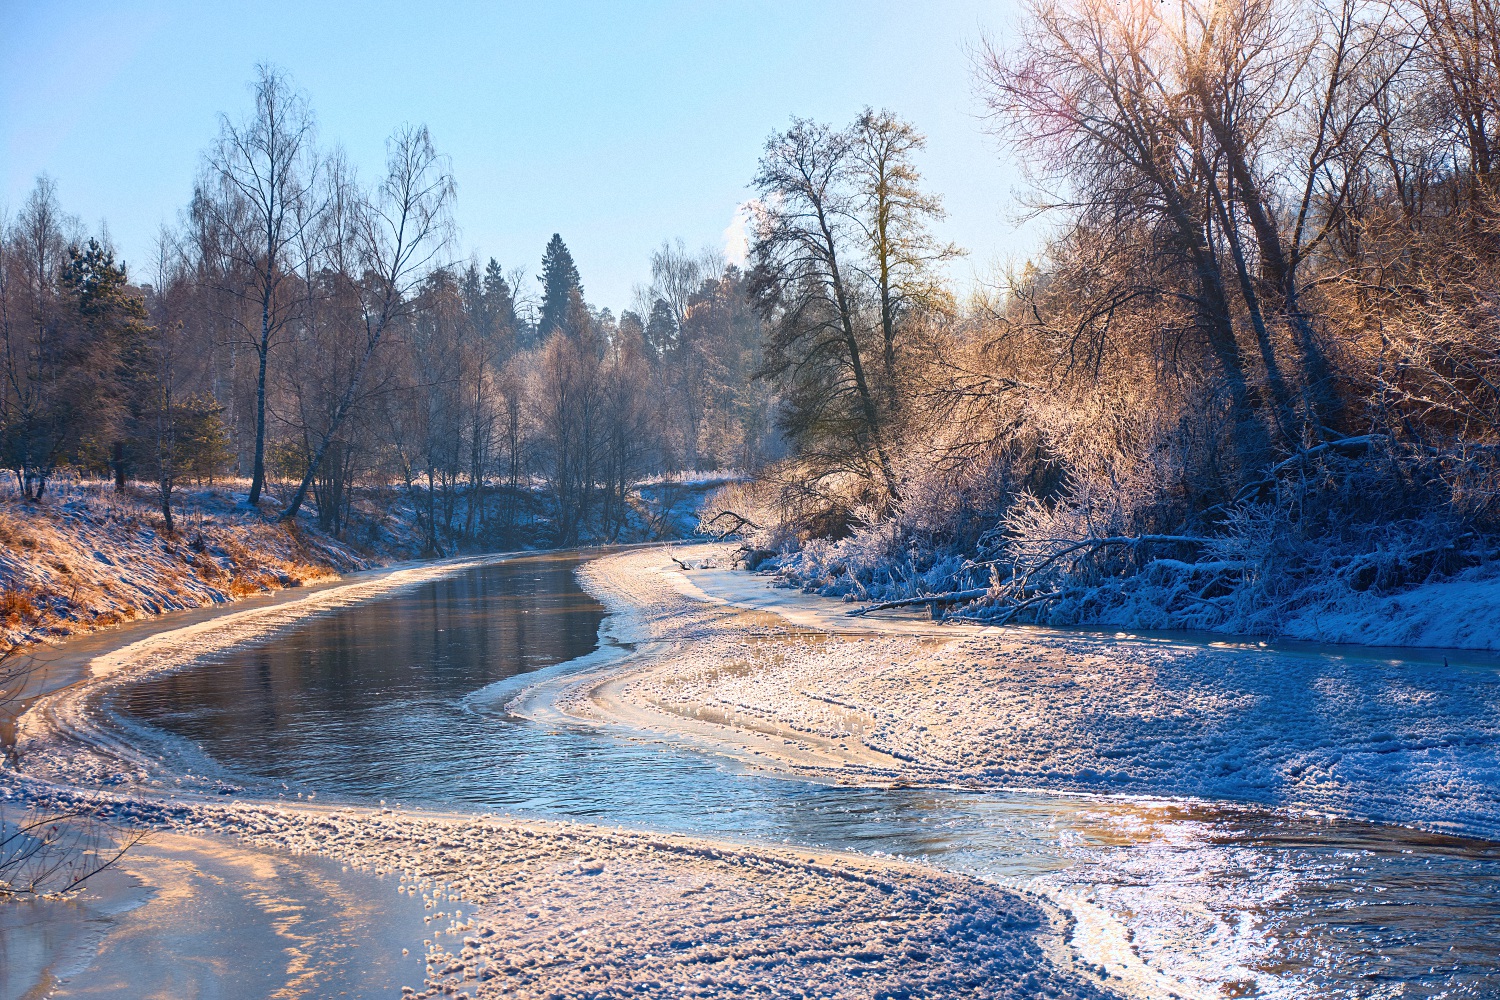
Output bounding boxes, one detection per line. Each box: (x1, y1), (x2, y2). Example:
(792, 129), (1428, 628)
(6, 0), (1500, 637)
(708, 0), (1500, 637)
(0, 69), (777, 555)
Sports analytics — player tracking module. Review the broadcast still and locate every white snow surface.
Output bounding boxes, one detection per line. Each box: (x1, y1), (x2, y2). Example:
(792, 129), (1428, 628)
(574, 547), (1500, 841)
(13, 787), (1115, 1000)
(1278, 566), (1500, 650)
(7, 547), (1123, 1000)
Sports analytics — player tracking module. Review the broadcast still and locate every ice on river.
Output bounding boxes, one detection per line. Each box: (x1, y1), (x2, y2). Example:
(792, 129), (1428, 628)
(579, 546), (1500, 841)
(7, 549), (1125, 1000)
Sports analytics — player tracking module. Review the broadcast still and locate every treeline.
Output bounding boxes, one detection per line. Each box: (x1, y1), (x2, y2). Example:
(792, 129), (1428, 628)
(0, 68), (777, 552)
(715, 0), (1500, 630)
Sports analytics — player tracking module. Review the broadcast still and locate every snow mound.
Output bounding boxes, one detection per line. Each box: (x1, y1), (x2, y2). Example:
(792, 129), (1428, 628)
(1280, 571), (1500, 650)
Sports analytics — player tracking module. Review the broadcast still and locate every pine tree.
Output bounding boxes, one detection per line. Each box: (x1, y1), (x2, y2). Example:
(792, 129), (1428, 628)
(461, 262), (486, 335)
(61, 239), (148, 490)
(645, 297), (678, 359)
(537, 234), (582, 339)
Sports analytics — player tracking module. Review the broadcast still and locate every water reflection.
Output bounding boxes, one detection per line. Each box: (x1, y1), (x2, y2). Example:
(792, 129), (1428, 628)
(119, 554), (603, 790)
(113, 554), (1500, 999)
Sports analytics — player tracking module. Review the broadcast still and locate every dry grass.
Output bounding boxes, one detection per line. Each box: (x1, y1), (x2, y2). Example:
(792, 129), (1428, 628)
(0, 586), (41, 627)
(0, 483), (415, 652)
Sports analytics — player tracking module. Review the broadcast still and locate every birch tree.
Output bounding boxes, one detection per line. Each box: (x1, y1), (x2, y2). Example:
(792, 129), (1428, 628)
(195, 65), (322, 507)
(277, 123), (454, 522)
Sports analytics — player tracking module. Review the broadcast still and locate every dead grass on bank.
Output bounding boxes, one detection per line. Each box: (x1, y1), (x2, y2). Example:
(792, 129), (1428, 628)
(0, 483), (396, 653)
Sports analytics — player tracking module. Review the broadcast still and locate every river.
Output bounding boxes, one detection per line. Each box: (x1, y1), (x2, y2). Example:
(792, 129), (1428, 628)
(65, 553), (1500, 997)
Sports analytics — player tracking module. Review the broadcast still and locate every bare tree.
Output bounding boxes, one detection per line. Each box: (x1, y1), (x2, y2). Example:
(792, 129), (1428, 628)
(135, 227), (196, 532)
(0, 179), (82, 498)
(850, 108), (962, 404)
(749, 119), (902, 504)
(650, 239), (712, 467)
(278, 124), (454, 522)
(980, 0), (1289, 480)
(195, 65), (322, 508)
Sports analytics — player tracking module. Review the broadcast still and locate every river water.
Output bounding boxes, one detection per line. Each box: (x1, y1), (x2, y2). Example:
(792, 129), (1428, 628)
(114, 553), (1500, 999)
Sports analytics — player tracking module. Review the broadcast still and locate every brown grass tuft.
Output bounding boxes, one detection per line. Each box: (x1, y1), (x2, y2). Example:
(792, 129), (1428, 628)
(0, 587), (39, 625)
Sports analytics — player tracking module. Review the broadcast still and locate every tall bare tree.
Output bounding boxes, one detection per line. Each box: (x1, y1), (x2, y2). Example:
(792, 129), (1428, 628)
(850, 108), (962, 404)
(980, 0), (1288, 478)
(749, 119), (901, 504)
(195, 65), (322, 507)
(0, 178), (80, 498)
(278, 124), (454, 522)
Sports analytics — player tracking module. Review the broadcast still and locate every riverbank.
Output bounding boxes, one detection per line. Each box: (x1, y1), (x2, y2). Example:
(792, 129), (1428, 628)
(0, 483), (420, 655)
(548, 546), (1500, 841)
(0, 475), (735, 655)
(4, 546), (1126, 1000)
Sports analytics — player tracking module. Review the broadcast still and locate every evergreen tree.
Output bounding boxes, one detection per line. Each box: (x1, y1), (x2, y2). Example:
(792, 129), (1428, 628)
(61, 239), (148, 489)
(483, 257), (518, 349)
(460, 262), (486, 335)
(645, 296), (677, 359)
(537, 234), (582, 339)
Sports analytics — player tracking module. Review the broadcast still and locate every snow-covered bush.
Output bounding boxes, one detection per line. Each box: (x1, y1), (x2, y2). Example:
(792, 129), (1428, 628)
(699, 438), (1020, 602)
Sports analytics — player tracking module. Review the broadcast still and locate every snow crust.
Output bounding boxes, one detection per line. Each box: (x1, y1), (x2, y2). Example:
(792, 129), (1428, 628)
(1277, 566), (1500, 650)
(572, 547), (1500, 841)
(10, 788), (1114, 1000)
(7, 547), (1124, 1000)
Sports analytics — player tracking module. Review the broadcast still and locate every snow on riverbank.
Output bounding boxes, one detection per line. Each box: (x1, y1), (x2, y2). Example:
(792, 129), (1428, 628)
(758, 513), (1500, 652)
(0, 483), (412, 652)
(16, 791), (1111, 1000)
(6, 547), (1123, 1000)
(572, 547), (1500, 840)
(1276, 565), (1500, 649)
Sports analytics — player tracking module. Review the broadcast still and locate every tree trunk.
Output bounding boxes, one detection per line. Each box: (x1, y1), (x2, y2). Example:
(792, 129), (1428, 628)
(1196, 99), (1343, 435)
(112, 441), (127, 491)
(820, 210), (902, 505)
(1208, 181), (1295, 445)
(247, 337), (270, 507)
(160, 477), (174, 534)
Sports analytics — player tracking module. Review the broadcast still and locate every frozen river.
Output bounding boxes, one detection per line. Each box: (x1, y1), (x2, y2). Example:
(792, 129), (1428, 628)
(110, 553), (1500, 998)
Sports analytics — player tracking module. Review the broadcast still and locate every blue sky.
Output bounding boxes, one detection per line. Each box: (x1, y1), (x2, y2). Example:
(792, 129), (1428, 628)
(3, 0), (1033, 310)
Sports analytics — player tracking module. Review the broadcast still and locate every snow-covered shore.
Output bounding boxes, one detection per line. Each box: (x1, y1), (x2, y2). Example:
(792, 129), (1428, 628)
(5, 546), (1124, 1000)
(560, 546), (1500, 841)
(18, 789), (1112, 999)
(0, 483), (410, 653)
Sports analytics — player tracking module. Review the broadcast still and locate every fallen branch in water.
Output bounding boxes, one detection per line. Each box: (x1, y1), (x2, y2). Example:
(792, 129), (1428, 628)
(0, 806), (149, 898)
(846, 588), (990, 616)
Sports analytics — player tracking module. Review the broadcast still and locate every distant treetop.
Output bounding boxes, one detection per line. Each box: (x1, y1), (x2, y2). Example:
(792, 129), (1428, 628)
(538, 234), (583, 340)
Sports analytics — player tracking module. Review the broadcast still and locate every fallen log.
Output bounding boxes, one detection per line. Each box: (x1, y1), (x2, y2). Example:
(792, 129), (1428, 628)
(967, 534), (1210, 570)
(845, 588), (990, 616)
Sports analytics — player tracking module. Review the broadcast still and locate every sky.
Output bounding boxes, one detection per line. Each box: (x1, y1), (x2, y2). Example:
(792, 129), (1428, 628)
(2, 0), (1036, 312)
